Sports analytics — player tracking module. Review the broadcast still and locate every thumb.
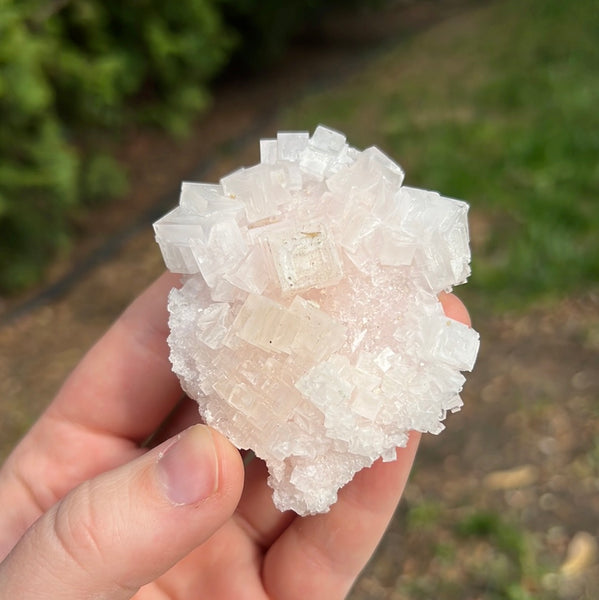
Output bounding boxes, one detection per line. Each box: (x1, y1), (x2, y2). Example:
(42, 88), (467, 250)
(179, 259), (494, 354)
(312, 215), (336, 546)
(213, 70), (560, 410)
(0, 425), (244, 599)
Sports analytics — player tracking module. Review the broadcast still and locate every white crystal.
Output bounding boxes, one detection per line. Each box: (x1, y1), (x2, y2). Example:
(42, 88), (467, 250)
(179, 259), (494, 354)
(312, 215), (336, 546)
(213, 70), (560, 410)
(422, 315), (480, 372)
(194, 303), (231, 350)
(225, 246), (270, 295)
(221, 164), (288, 224)
(298, 125), (347, 180)
(277, 131), (309, 161)
(230, 294), (301, 354)
(155, 126), (479, 516)
(153, 207), (204, 274)
(195, 219), (247, 288)
(288, 296), (347, 361)
(267, 223), (344, 293)
(260, 139), (278, 165)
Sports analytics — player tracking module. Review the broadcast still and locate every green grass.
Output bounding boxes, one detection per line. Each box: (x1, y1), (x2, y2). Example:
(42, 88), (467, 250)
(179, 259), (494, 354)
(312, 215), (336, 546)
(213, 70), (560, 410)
(455, 510), (545, 600)
(456, 511), (530, 569)
(395, 506), (554, 600)
(406, 500), (443, 531)
(282, 0), (599, 312)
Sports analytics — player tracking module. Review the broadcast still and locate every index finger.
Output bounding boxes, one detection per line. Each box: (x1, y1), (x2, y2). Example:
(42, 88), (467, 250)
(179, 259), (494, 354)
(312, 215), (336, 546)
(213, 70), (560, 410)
(0, 273), (186, 554)
(47, 271), (183, 442)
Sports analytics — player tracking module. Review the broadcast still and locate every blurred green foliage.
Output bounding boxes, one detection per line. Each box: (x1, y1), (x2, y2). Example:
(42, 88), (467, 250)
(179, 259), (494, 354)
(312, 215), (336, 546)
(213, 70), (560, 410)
(0, 0), (377, 293)
(400, 502), (548, 599)
(455, 511), (538, 600)
(0, 0), (233, 291)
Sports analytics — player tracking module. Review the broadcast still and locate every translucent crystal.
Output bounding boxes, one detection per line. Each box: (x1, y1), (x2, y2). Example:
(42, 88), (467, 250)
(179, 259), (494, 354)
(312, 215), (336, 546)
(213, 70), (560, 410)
(267, 223), (344, 293)
(195, 219), (247, 288)
(153, 207), (205, 274)
(299, 125), (347, 179)
(221, 165), (288, 224)
(277, 131), (309, 161)
(422, 315), (480, 371)
(260, 139), (278, 165)
(230, 294), (301, 354)
(155, 125), (480, 516)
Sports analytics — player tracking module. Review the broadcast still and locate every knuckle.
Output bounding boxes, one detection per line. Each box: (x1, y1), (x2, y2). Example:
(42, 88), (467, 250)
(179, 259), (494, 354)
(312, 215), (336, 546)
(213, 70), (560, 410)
(49, 479), (139, 596)
(52, 480), (105, 572)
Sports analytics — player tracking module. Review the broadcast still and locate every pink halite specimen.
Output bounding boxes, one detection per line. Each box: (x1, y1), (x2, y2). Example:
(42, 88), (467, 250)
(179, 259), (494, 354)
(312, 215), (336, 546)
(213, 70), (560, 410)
(154, 126), (479, 515)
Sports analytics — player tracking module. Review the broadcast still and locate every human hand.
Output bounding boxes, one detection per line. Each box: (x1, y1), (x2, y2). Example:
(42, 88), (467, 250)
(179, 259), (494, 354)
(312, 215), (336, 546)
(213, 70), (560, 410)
(0, 273), (471, 599)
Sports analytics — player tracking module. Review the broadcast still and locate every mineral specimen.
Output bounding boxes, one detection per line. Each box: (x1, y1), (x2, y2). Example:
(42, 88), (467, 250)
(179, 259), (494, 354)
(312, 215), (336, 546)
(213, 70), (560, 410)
(154, 126), (480, 516)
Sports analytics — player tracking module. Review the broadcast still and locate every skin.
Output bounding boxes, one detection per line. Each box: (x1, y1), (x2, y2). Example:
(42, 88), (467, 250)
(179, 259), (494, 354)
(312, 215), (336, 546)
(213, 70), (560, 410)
(0, 273), (471, 599)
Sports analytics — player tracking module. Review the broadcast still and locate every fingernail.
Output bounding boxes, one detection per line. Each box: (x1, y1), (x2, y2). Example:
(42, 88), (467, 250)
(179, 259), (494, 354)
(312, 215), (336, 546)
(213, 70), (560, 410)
(156, 425), (219, 505)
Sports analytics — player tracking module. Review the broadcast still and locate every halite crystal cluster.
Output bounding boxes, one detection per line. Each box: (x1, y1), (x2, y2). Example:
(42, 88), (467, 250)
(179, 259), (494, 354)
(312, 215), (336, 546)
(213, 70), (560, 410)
(154, 126), (480, 516)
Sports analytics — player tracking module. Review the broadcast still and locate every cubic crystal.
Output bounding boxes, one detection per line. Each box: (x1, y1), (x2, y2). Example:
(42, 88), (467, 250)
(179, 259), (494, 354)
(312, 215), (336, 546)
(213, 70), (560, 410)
(155, 125), (480, 516)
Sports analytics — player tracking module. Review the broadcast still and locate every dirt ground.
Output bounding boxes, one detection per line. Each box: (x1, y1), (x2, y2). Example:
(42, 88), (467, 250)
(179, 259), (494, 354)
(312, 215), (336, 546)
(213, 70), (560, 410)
(353, 295), (599, 598)
(1, 1), (598, 598)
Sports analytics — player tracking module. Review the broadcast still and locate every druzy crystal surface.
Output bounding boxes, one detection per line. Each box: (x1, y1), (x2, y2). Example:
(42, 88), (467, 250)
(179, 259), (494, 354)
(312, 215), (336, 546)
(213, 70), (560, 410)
(154, 126), (480, 516)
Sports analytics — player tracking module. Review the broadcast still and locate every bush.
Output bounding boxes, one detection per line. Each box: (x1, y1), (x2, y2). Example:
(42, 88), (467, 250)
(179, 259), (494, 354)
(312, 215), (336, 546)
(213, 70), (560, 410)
(0, 0), (234, 292)
(0, 0), (377, 294)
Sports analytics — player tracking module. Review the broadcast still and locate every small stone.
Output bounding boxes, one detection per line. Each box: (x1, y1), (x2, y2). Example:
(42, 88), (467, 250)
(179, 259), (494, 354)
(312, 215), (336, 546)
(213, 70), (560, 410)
(561, 532), (598, 577)
(483, 464), (539, 490)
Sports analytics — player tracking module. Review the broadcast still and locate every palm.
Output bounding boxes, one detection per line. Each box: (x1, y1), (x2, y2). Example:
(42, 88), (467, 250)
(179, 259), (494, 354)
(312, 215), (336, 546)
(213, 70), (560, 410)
(136, 434), (420, 599)
(140, 520), (265, 599)
(0, 274), (469, 598)
(135, 446), (278, 600)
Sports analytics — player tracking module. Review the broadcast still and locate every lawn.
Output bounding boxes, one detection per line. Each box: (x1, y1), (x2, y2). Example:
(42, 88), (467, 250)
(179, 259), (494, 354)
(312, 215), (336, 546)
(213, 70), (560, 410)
(282, 0), (599, 314)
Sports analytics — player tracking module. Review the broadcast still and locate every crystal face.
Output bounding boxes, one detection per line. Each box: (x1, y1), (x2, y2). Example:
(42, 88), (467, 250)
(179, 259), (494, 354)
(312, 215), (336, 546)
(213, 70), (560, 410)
(154, 126), (480, 516)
